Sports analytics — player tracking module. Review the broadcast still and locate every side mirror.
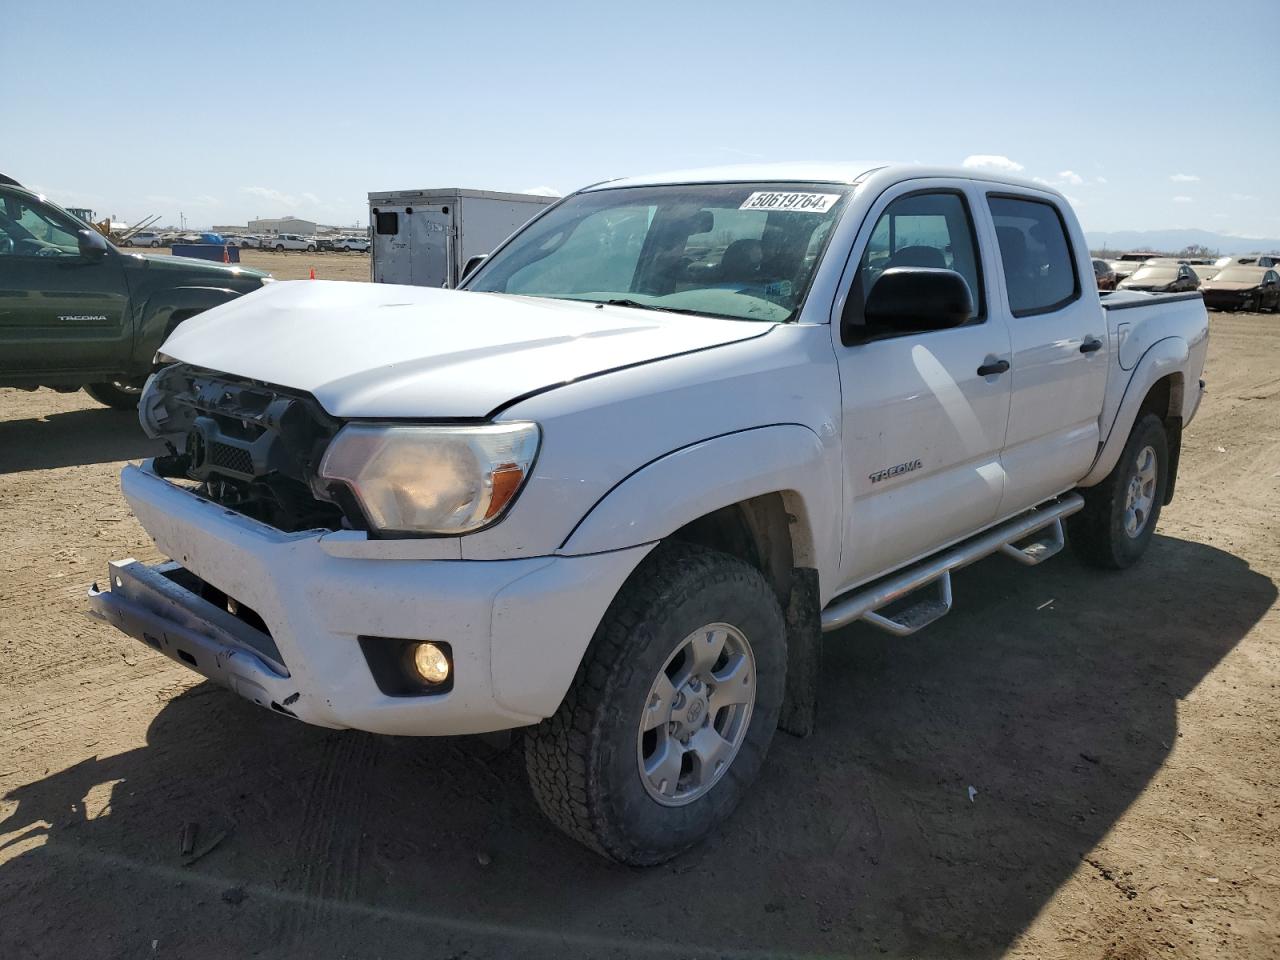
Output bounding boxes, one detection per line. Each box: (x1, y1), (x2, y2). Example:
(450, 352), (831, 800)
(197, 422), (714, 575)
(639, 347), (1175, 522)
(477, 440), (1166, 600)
(461, 254), (487, 282)
(78, 229), (109, 260)
(854, 267), (974, 335)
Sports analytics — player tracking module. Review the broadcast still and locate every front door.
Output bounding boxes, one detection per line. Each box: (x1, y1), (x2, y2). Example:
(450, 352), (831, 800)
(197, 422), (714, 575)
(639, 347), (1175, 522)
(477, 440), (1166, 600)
(0, 188), (131, 378)
(832, 182), (1012, 590)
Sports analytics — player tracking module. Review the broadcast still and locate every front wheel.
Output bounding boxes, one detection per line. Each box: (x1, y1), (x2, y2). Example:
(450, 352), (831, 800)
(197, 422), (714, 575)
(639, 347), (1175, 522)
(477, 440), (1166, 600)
(274, 244), (284, 252)
(84, 379), (145, 410)
(1068, 413), (1168, 569)
(525, 542), (786, 865)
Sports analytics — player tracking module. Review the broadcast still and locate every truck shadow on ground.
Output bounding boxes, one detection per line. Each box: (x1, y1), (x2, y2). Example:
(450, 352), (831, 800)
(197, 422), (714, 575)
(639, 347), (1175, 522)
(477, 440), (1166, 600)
(0, 406), (165, 474)
(1, 534), (1273, 959)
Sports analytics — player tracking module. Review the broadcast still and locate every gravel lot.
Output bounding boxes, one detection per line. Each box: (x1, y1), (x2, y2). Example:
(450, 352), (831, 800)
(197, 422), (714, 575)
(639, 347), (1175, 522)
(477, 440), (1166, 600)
(1, 300), (1277, 959)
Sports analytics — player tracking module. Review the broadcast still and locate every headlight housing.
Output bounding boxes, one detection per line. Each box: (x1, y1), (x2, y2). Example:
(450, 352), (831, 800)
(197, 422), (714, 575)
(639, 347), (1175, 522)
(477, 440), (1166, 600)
(317, 422), (540, 536)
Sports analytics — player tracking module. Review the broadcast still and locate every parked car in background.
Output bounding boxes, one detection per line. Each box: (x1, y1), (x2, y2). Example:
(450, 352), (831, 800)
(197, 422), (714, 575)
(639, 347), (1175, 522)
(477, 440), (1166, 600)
(1093, 258), (1117, 290)
(337, 236), (370, 252)
(124, 231), (164, 248)
(1118, 262), (1200, 293)
(1236, 255), (1280, 269)
(0, 179), (271, 408)
(236, 235), (261, 249)
(1199, 266), (1280, 312)
(1109, 259), (1140, 282)
(1190, 264), (1220, 285)
(91, 162), (1209, 864)
(269, 234), (316, 252)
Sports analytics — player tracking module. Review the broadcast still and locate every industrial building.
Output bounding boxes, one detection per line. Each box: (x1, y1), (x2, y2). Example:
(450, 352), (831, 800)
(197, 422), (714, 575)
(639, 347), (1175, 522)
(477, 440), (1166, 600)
(245, 216), (318, 236)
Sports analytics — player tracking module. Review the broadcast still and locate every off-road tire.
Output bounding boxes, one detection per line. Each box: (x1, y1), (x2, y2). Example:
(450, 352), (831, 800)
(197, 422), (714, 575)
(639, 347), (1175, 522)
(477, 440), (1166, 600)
(83, 380), (144, 410)
(1068, 412), (1169, 569)
(525, 541), (786, 865)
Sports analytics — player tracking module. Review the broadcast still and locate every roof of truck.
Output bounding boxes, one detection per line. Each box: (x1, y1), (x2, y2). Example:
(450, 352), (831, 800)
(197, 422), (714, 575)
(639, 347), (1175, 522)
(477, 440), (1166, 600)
(588, 162), (1065, 197)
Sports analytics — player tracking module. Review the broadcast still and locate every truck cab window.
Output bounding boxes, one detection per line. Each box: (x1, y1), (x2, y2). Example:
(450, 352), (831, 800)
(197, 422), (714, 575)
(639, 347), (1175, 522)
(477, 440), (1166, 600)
(0, 192), (82, 258)
(988, 196), (1080, 316)
(855, 191), (983, 323)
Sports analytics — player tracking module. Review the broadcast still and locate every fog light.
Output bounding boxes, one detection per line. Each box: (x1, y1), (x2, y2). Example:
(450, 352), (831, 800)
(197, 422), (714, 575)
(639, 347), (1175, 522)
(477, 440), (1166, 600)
(412, 642), (451, 685)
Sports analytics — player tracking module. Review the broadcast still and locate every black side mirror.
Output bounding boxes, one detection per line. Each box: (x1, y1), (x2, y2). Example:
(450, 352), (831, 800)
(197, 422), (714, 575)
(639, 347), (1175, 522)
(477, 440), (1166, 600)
(78, 229), (109, 260)
(461, 254), (487, 282)
(853, 267), (974, 336)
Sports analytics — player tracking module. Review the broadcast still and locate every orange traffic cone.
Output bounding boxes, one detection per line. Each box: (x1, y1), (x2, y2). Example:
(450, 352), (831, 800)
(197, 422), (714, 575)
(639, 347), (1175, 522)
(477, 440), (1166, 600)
(309, 267), (316, 280)
(223, 247), (230, 264)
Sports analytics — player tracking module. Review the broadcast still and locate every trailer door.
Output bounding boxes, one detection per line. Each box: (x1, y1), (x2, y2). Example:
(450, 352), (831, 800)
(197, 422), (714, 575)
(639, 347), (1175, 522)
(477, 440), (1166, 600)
(410, 208), (453, 287)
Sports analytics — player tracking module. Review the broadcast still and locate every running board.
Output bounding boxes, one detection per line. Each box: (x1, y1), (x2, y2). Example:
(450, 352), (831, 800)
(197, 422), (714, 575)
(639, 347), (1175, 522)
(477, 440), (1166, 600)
(820, 494), (1084, 635)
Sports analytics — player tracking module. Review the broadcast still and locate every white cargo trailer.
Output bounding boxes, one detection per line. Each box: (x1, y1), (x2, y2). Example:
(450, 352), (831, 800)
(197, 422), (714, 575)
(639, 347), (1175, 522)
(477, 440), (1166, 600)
(368, 188), (556, 288)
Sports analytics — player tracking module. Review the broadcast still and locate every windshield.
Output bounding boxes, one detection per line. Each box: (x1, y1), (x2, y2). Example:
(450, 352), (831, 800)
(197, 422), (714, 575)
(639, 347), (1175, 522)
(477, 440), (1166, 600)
(1130, 266), (1177, 282)
(466, 182), (852, 322)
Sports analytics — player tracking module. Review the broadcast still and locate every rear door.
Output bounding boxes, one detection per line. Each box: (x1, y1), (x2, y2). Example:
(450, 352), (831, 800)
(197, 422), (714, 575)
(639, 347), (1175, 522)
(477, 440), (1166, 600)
(985, 193), (1108, 515)
(0, 188), (132, 378)
(831, 179), (1013, 589)
(409, 207), (453, 287)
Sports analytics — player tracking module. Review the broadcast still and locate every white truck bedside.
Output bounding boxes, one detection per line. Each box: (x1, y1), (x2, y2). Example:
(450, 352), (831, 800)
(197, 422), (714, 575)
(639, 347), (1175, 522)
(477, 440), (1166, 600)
(90, 162), (1209, 865)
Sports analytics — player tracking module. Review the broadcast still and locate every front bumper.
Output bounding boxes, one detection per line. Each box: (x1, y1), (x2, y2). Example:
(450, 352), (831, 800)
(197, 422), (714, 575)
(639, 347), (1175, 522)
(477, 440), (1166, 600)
(89, 462), (652, 735)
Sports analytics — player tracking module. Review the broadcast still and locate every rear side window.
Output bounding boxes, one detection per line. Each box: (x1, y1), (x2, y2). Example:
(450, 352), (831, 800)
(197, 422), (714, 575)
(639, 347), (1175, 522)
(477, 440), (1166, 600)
(988, 196), (1080, 316)
(856, 190), (984, 323)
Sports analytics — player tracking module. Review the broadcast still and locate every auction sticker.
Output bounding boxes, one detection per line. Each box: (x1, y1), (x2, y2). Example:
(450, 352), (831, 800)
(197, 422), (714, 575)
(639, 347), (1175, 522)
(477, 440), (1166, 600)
(739, 191), (840, 213)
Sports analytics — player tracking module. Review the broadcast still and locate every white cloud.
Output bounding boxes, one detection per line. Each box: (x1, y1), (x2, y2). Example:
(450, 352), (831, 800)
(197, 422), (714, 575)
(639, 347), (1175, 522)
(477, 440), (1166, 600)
(521, 185), (562, 197)
(962, 154), (1024, 173)
(1169, 173), (1200, 182)
(1172, 196), (1193, 204)
(189, 194), (221, 207)
(1057, 170), (1083, 186)
(1229, 192), (1258, 202)
(145, 194), (178, 205)
(1095, 176), (1108, 184)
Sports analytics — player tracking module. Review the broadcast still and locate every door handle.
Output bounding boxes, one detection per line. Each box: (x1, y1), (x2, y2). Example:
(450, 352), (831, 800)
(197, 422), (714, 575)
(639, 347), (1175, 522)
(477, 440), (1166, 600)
(977, 358), (1010, 377)
(1080, 337), (1103, 354)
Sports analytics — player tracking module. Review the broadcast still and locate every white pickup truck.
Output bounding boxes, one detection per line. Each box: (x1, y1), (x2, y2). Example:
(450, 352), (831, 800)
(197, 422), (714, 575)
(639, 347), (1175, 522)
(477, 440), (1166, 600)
(90, 162), (1208, 865)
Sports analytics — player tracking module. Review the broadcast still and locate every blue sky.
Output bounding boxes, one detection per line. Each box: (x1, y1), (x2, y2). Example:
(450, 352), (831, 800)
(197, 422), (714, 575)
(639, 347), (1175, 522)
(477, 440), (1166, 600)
(7, 0), (1277, 236)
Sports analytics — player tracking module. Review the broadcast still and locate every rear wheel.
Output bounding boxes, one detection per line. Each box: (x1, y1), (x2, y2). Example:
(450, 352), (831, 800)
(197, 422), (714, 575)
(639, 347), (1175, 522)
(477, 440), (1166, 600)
(84, 378), (145, 410)
(1068, 413), (1168, 569)
(275, 243), (284, 252)
(525, 542), (786, 865)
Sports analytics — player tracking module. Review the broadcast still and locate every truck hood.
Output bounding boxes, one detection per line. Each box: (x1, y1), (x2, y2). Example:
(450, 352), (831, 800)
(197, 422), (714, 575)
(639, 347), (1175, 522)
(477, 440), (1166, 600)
(158, 280), (772, 418)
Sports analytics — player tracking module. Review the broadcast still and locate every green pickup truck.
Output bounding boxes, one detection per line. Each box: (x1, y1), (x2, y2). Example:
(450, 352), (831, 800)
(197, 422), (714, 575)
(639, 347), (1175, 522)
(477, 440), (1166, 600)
(0, 178), (271, 408)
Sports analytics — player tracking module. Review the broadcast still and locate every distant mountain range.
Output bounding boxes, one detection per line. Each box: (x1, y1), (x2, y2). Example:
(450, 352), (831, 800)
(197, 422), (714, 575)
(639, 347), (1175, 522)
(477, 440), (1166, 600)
(1085, 228), (1280, 256)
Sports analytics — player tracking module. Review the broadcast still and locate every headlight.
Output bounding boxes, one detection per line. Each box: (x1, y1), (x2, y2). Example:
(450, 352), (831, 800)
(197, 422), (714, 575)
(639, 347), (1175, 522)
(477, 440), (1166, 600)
(318, 422), (540, 535)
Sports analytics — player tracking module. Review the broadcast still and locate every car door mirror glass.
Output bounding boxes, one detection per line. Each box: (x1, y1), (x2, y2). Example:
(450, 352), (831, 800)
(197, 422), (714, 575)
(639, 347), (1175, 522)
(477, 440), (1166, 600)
(860, 267), (974, 334)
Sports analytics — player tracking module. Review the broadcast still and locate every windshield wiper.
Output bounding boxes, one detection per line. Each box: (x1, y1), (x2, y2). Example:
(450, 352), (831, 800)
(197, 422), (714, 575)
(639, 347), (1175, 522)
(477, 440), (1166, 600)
(599, 299), (714, 318)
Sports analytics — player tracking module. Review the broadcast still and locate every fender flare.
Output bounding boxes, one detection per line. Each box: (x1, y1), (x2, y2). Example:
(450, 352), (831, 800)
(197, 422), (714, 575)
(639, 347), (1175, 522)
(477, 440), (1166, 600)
(558, 423), (838, 574)
(1079, 336), (1187, 487)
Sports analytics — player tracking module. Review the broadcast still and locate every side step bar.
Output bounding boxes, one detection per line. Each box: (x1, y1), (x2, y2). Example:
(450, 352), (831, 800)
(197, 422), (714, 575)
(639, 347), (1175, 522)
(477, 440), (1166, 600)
(820, 493), (1084, 635)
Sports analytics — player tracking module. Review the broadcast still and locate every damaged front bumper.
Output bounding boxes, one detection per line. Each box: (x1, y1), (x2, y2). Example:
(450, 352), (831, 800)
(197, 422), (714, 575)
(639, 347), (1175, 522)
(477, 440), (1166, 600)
(90, 559), (300, 718)
(88, 461), (652, 736)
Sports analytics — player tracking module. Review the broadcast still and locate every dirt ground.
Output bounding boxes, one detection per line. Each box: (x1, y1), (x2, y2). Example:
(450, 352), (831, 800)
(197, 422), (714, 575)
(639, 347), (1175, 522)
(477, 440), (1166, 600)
(216, 247), (372, 283)
(1, 305), (1277, 959)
